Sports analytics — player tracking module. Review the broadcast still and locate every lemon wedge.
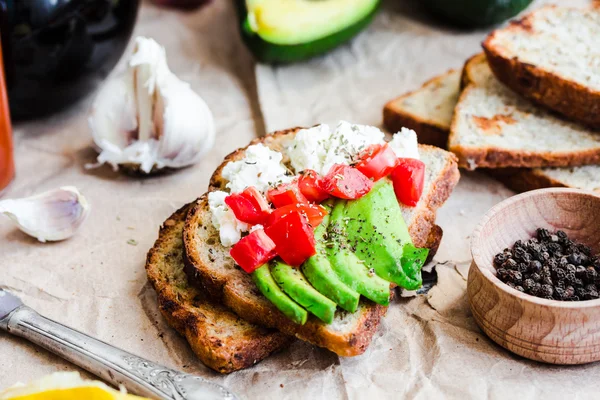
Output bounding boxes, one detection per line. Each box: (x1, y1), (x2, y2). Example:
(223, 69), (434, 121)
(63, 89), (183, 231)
(0, 372), (149, 400)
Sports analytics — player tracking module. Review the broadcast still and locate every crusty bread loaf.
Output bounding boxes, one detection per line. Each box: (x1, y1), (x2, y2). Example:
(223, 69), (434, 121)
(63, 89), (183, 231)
(383, 69), (461, 148)
(185, 128), (459, 356)
(145, 204), (293, 373)
(448, 53), (600, 170)
(483, 5), (600, 127)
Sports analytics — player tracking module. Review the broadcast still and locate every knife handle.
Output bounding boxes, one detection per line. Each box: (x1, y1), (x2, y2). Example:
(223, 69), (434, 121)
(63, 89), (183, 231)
(3, 306), (237, 400)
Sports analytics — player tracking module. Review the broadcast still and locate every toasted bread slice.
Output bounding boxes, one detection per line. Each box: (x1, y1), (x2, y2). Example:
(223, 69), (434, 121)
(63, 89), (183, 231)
(145, 204), (293, 373)
(383, 69), (461, 148)
(489, 166), (600, 194)
(483, 6), (600, 128)
(184, 128), (459, 356)
(448, 51), (600, 170)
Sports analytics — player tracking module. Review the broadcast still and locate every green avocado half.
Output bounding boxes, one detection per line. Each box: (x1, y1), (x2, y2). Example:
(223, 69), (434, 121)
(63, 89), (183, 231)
(421, 0), (534, 28)
(237, 0), (381, 63)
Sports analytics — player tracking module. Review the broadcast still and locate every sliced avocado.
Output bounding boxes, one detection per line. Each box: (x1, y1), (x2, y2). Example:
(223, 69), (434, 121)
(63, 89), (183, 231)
(271, 260), (337, 324)
(252, 264), (308, 325)
(237, 0), (381, 63)
(421, 0), (533, 27)
(344, 180), (428, 290)
(302, 209), (361, 313)
(326, 201), (391, 306)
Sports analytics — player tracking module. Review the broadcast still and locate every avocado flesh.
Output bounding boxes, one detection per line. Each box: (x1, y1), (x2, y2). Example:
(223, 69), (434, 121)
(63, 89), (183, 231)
(327, 201), (391, 306)
(343, 180), (428, 290)
(252, 264), (308, 325)
(271, 261), (337, 324)
(245, 0), (380, 45)
(302, 210), (361, 313)
(238, 0), (381, 63)
(421, 0), (533, 27)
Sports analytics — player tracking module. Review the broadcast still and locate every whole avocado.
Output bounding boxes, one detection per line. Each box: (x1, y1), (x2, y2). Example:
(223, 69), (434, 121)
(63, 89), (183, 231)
(422, 0), (534, 27)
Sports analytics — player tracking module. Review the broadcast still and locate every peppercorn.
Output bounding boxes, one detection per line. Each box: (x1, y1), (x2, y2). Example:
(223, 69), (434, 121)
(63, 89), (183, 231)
(494, 229), (599, 302)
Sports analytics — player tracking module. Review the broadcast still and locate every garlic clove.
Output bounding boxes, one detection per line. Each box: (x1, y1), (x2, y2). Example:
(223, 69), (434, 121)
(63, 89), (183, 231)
(88, 36), (215, 174)
(0, 186), (90, 242)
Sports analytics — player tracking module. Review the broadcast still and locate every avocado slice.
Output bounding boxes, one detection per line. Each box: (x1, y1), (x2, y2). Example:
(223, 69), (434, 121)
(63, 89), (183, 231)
(343, 180), (428, 290)
(271, 260), (337, 324)
(302, 209), (361, 313)
(252, 264), (308, 325)
(421, 0), (533, 27)
(326, 201), (391, 306)
(237, 0), (381, 63)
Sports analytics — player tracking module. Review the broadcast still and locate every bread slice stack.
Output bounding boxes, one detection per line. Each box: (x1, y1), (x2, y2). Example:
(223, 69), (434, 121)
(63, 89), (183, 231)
(384, 5), (600, 193)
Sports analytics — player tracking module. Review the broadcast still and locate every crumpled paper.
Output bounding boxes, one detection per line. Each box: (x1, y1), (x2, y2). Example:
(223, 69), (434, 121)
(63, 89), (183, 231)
(2, 1), (599, 399)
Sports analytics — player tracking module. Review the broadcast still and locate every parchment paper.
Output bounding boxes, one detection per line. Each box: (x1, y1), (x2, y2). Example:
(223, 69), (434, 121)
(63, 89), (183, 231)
(2, 0), (600, 399)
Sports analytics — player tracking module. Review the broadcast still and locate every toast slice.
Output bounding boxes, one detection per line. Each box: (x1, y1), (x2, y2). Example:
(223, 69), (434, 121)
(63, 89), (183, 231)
(448, 51), (600, 170)
(489, 166), (600, 194)
(483, 6), (600, 128)
(184, 128), (459, 356)
(383, 69), (461, 148)
(145, 204), (293, 373)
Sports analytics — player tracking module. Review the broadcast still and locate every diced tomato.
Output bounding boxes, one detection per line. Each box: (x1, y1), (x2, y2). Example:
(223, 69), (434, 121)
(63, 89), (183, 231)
(241, 187), (271, 215)
(230, 229), (277, 273)
(298, 169), (330, 203)
(225, 187), (271, 225)
(355, 144), (399, 181)
(265, 211), (316, 267)
(391, 158), (426, 207)
(267, 203), (328, 228)
(321, 164), (373, 200)
(267, 181), (308, 208)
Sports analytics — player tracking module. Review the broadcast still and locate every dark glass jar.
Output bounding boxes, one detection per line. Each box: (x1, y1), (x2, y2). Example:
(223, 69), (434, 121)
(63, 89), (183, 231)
(0, 0), (139, 120)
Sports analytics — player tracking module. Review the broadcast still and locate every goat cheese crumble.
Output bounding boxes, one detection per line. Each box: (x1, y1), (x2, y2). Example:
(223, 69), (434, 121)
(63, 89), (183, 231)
(208, 191), (249, 247)
(286, 121), (418, 175)
(221, 144), (293, 193)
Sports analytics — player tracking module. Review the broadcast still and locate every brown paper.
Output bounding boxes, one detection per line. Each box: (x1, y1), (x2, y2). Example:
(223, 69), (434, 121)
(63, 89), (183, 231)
(2, 1), (599, 399)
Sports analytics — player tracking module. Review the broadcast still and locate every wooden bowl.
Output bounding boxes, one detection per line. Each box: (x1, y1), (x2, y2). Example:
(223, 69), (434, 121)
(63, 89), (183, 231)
(468, 188), (600, 364)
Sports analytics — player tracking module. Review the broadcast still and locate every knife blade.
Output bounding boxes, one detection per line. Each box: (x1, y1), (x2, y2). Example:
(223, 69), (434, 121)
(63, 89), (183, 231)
(0, 288), (22, 321)
(0, 288), (238, 400)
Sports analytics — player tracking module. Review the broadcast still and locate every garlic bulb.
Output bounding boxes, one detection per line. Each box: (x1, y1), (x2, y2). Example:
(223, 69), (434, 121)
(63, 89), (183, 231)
(0, 187), (90, 242)
(88, 36), (215, 174)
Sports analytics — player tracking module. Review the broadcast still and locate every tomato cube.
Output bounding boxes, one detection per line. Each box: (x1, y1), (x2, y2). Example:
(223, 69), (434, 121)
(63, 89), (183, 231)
(267, 181), (308, 208)
(267, 203), (328, 228)
(355, 143), (398, 181)
(265, 210), (316, 266)
(298, 169), (330, 203)
(391, 158), (426, 207)
(321, 164), (373, 200)
(229, 229), (277, 273)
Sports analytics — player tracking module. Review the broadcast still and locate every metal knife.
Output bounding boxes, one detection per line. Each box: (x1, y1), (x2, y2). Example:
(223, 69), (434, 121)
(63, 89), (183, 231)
(0, 289), (238, 400)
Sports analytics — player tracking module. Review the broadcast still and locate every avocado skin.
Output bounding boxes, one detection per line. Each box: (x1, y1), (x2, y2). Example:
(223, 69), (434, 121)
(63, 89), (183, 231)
(327, 201), (391, 306)
(421, 0), (533, 27)
(302, 211), (361, 313)
(271, 261), (337, 324)
(344, 180), (428, 290)
(252, 265), (308, 325)
(237, 1), (381, 63)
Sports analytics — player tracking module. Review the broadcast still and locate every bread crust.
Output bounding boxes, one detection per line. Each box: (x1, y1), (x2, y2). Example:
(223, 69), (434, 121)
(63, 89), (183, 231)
(145, 204), (293, 373)
(482, 9), (600, 128)
(383, 71), (457, 149)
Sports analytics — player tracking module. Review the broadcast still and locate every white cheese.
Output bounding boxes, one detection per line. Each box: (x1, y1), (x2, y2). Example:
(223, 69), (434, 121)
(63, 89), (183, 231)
(286, 121), (386, 175)
(389, 128), (420, 160)
(286, 124), (331, 175)
(221, 144), (293, 193)
(207, 191), (249, 247)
